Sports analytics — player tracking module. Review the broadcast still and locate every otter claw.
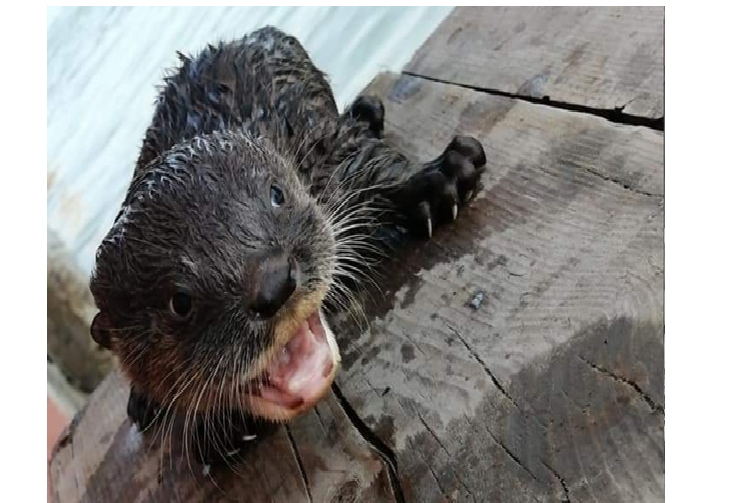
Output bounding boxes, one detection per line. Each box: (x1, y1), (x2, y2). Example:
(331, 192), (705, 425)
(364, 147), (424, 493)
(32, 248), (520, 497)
(396, 135), (485, 238)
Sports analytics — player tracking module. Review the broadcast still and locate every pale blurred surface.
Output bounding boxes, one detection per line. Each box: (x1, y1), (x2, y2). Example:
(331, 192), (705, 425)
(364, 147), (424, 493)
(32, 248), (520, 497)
(47, 6), (452, 274)
(48, 397), (69, 502)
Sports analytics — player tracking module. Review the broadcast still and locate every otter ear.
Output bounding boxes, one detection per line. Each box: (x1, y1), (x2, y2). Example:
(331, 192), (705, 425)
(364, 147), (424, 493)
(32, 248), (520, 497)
(91, 312), (112, 349)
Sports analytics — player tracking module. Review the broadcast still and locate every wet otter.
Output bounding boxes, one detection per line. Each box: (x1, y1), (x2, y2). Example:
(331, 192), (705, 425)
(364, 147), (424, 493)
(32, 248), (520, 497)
(89, 26), (486, 465)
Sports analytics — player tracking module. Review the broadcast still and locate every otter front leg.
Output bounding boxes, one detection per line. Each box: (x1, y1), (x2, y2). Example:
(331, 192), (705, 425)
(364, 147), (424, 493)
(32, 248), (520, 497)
(392, 135), (486, 237)
(320, 102), (486, 237)
(347, 95), (385, 139)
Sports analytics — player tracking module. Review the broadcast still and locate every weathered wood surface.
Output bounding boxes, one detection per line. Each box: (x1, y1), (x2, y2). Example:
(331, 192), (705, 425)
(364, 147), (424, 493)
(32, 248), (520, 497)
(50, 370), (395, 502)
(332, 73), (664, 502)
(51, 8), (664, 503)
(406, 7), (665, 119)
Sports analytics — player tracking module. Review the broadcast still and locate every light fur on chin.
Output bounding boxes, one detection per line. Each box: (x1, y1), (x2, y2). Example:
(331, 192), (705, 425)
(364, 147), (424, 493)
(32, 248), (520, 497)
(117, 287), (340, 420)
(240, 288), (342, 421)
(245, 286), (328, 381)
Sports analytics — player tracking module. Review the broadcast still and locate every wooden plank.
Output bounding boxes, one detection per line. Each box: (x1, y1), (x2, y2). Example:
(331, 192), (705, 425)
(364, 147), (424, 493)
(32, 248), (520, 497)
(405, 7), (665, 119)
(50, 71), (664, 501)
(50, 371), (394, 502)
(331, 73), (664, 502)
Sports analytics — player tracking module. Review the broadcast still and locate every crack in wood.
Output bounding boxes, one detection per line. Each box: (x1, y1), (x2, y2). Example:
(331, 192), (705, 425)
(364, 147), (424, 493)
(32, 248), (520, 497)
(415, 410), (476, 500)
(445, 325), (553, 434)
(424, 463), (449, 502)
(493, 436), (540, 484)
(580, 165), (662, 198)
(615, 97), (637, 113)
(285, 425), (312, 503)
(482, 423), (542, 486)
(61, 431), (91, 502)
(312, 408), (326, 430)
(416, 413), (452, 458)
(331, 383), (406, 503)
(446, 323), (520, 409)
(578, 356), (664, 415)
(541, 460), (571, 503)
(402, 70), (665, 131)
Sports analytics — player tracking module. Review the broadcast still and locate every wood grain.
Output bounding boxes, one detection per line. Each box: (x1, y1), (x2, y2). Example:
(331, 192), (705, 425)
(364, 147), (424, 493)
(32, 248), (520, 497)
(331, 72), (664, 502)
(406, 7), (665, 119)
(50, 71), (664, 502)
(50, 371), (395, 503)
(50, 18), (664, 499)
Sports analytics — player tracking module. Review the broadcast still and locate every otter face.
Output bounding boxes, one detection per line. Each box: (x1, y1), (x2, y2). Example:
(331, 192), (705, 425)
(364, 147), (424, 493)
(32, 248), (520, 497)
(90, 131), (340, 422)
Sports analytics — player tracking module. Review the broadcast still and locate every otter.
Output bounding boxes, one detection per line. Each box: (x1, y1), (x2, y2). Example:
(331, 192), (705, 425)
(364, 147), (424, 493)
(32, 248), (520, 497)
(89, 26), (485, 466)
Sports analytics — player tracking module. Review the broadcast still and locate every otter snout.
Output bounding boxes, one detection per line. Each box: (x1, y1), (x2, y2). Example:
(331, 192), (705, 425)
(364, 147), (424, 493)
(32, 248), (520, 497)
(250, 254), (299, 317)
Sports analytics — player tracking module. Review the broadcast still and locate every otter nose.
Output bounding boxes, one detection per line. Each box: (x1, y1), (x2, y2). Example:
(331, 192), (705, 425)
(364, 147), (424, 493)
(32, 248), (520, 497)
(251, 255), (298, 318)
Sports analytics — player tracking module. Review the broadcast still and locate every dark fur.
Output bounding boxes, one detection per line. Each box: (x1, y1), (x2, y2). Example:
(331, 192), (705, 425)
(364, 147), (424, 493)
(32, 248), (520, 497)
(90, 27), (485, 466)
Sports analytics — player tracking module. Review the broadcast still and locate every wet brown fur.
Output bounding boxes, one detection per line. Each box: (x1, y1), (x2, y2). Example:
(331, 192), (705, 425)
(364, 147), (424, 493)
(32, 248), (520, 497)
(89, 26), (486, 462)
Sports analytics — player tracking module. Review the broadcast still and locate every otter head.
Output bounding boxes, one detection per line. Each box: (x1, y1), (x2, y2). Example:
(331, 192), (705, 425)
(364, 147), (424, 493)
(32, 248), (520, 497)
(90, 130), (340, 422)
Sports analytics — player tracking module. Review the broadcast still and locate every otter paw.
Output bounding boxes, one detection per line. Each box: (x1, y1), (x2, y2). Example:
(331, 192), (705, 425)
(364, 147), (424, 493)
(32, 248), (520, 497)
(127, 389), (159, 431)
(349, 95), (385, 138)
(405, 135), (486, 237)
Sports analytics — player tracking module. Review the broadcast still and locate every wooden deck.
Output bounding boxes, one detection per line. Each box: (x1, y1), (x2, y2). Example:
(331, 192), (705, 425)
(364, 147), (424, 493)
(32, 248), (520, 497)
(50, 7), (665, 502)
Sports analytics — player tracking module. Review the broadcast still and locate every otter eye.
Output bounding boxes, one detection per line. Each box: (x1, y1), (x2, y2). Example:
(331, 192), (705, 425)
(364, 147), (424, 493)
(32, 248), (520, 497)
(169, 292), (193, 318)
(270, 184), (285, 208)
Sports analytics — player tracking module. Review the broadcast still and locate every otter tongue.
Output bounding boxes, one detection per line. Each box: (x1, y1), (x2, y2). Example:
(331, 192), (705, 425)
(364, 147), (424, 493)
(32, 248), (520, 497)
(267, 320), (330, 397)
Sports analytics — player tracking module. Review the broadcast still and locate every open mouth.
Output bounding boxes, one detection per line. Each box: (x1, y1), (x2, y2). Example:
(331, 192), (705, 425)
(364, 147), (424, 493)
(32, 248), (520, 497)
(247, 310), (340, 418)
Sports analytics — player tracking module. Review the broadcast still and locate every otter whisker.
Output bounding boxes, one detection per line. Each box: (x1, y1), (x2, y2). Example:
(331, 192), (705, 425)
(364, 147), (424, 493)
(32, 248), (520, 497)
(159, 364), (200, 476)
(184, 351), (221, 481)
(89, 25), (484, 479)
